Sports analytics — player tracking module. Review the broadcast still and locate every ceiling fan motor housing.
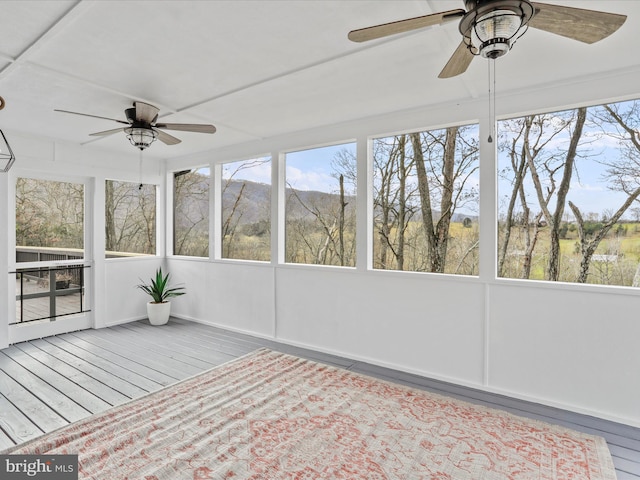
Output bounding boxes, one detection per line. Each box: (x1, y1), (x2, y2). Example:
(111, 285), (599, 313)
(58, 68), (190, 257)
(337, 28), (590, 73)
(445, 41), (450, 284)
(125, 107), (136, 124)
(461, 0), (534, 59)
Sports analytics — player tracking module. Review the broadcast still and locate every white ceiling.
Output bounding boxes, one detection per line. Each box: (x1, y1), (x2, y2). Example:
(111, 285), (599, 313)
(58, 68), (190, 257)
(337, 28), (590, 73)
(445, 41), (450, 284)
(0, 0), (638, 160)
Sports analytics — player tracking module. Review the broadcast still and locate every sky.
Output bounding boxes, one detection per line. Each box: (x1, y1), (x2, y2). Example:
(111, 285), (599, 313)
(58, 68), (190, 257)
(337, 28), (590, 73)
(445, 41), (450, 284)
(219, 112), (638, 220)
(497, 110), (638, 220)
(223, 143), (356, 194)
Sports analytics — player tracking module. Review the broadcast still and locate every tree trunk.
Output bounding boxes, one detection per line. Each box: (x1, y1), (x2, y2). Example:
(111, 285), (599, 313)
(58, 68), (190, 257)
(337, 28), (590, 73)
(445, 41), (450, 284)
(105, 180), (116, 252)
(546, 107), (586, 281)
(569, 186), (640, 283)
(338, 174), (346, 266)
(397, 135), (407, 270)
(411, 132), (438, 270)
(433, 126), (459, 272)
(498, 119), (531, 277)
(222, 182), (246, 257)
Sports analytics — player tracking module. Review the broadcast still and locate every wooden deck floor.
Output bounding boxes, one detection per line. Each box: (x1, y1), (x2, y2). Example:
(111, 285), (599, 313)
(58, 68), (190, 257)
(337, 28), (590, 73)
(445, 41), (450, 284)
(0, 318), (638, 478)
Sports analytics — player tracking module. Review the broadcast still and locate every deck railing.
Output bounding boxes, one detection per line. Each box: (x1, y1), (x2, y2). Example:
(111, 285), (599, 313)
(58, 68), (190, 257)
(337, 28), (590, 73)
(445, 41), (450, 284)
(13, 247), (95, 324)
(12, 246), (150, 324)
(12, 264), (91, 324)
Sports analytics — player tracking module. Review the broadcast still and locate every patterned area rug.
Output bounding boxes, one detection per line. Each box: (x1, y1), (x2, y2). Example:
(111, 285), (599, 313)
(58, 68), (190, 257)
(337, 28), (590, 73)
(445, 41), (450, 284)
(4, 348), (616, 479)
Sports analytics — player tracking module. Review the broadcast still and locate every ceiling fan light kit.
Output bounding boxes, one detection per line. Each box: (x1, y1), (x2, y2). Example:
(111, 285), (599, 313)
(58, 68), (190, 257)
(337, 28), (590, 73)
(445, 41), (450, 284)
(462, 1), (534, 59)
(125, 126), (158, 151)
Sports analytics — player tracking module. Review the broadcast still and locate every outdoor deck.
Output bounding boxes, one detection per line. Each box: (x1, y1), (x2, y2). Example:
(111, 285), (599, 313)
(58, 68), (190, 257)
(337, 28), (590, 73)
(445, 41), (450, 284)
(14, 278), (86, 324)
(0, 318), (638, 478)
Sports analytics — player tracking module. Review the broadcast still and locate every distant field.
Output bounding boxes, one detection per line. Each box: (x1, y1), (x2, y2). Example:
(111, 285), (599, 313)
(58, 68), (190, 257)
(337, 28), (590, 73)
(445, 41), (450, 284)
(500, 222), (640, 285)
(223, 218), (640, 286)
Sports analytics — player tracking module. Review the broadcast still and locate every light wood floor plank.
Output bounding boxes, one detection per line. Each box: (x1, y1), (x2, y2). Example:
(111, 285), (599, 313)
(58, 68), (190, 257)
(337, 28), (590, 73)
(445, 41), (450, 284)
(0, 394), (42, 445)
(118, 322), (238, 366)
(30, 339), (148, 399)
(62, 334), (175, 387)
(0, 371), (67, 434)
(0, 352), (90, 423)
(15, 342), (130, 407)
(73, 329), (199, 379)
(45, 336), (164, 393)
(2, 346), (111, 414)
(105, 324), (220, 370)
(0, 429), (15, 449)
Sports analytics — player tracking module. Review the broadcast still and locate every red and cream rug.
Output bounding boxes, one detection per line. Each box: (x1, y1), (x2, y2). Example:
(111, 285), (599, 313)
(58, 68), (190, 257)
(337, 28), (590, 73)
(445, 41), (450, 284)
(4, 348), (617, 479)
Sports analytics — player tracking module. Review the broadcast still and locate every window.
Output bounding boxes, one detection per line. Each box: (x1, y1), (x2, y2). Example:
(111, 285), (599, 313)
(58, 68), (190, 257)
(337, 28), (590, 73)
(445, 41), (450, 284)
(105, 180), (156, 257)
(372, 125), (479, 274)
(222, 157), (271, 261)
(497, 99), (640, 286)
(16, 178), (84, 262)
(285, 143), (356, 266)
(174, 167), (210, 257)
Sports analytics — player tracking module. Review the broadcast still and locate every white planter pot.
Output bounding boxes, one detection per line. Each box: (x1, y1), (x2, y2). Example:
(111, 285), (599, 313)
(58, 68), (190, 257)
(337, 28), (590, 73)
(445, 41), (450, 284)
(147, 301), (171, 326)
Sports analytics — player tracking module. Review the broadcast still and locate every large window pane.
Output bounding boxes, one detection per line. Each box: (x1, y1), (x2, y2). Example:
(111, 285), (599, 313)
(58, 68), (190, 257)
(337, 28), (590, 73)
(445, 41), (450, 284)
(285, 143), (356, 266)
(16, 178), (84, 262)
(174, 167), (210, 257)
(372, 126), (479, 274)
(497, 99), (640, 286)
(105, 180), (156, 257)
(222, 157), (271, 261)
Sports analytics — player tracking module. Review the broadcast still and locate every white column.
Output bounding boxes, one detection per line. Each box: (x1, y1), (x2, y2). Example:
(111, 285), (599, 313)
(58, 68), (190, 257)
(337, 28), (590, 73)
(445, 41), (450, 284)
(212, 162), (223, 260)
(478, 111), (497, 387)
(92, 176), (106, 329)
(356, 135), (371, 271)
(0, 172), (9, 348)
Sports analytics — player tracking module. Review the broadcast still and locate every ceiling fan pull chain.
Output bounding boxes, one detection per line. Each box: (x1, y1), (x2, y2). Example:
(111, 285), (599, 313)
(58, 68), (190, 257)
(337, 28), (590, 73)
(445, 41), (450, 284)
(487, 58), (495, 143)
(139, 149), (143, 190)
(492, 58), (497, 141)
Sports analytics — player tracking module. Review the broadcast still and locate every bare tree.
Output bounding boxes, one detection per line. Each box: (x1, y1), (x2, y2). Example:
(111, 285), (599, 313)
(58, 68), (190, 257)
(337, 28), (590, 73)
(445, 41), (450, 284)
(566, 100), (640, 283)
(105, 180), (155, 255)
(16, 178), (84, 251)
(524, 108), (587, 281)
(498, 115), (566, 279)
(372, 136), (406, 269)
(222, 158), (271, 259)
(412, 125), (479, 273)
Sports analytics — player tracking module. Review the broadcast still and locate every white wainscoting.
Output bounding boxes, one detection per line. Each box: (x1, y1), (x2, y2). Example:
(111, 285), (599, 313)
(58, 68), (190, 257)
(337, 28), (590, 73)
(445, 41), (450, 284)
(168, 259), (640, 427)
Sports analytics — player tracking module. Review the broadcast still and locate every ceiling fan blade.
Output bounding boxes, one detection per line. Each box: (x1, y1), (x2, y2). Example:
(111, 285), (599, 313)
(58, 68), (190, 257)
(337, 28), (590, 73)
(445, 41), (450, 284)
(153, 128), (182, 145)
(154, 123), (216, 134)
(348, 9), (465, 42)
(438, 41), (475, 79)
(55, 109), (129, 125)
(529, 2), (626, 44)
(135, 101), (160, 124)
(89, 127), (124, 137)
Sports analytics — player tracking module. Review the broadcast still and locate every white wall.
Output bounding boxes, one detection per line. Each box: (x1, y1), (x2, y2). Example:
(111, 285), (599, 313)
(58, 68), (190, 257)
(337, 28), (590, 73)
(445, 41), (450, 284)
(165, 66), (640, 427)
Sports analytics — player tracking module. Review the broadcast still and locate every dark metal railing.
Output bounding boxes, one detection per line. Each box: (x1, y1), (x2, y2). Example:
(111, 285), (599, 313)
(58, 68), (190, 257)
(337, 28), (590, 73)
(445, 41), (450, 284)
(11, 264), (91, 324)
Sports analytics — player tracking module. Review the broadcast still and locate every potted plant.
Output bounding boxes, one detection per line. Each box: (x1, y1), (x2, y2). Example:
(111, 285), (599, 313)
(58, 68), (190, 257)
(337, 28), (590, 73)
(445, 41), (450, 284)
(137, 267), (185, 325)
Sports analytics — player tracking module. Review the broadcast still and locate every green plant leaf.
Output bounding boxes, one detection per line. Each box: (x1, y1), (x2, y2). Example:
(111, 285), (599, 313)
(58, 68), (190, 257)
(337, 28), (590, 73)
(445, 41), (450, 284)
(137, 267), (186, 303)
